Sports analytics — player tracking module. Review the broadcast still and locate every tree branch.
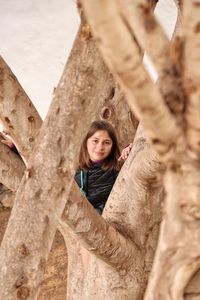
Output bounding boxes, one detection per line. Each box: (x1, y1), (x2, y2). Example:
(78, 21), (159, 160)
(59, 183), (139, 271)
(82, 0), (181, 157)
(0, 141), (25, 192)
(182, 1), (200, 155)
(118, 0), (186, 127)
(0, 57), (42, 163)
(144, 162), (200, 300)
(0, 23), (130, 299)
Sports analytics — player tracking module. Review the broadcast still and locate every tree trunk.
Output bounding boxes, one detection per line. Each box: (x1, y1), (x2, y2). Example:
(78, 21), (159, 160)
(59, 124), (163, 300)
(0, 10), (141, 298)
(0, 14), (163, 300)
(0, 141), (25, 192)
(81, 1), (200, 299)
(0, 21), (118, 299)
(0, 57), (42, 163)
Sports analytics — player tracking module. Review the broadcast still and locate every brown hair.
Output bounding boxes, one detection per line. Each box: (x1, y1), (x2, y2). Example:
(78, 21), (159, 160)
(78, 120), (120, 170)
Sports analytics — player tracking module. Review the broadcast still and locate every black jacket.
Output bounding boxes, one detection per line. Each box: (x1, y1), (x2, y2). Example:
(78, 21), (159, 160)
(75, 164), (118, 214)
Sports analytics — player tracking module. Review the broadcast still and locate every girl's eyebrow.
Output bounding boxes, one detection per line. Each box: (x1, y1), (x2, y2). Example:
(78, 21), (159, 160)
(91, 136), (111, 142)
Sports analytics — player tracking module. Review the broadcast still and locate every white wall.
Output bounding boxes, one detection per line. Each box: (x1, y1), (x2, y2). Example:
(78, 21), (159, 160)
(144, 0), (177, 81)
(0, 0), (79, 119)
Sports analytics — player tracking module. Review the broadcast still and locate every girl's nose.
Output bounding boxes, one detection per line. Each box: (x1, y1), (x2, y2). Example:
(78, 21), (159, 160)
(97, 142), (104, 150)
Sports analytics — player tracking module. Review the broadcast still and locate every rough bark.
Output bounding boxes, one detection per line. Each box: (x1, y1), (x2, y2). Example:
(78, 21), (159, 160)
(81, 0), (181, 158)
(82, 0), (200, 299)
(0, 21), (119, 299)
(118, 0), (186, 126)
(0, 141), (25, 192)
(60, 183), (139, 270)
(144, 2), (200, 299)
(82, 126), (163, 300)
(96, 79), (138, 149)
(58, 195), (84, 300)
(183, 1), (200, 155)
(3, 1), (199, 299)
(0, 22), (137, 300)
(60, 26), (138, 300)
(38, 230), (68, 300)
(1, 11), (141, 299)
(59, 124), (163, 300)
(144, 159), (200, 300)
(0, 56), (42, 163)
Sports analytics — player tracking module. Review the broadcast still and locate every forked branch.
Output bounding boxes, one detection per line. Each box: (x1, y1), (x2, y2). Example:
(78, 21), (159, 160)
(118, 0), (186, 125)
(82, 0), (181, 158)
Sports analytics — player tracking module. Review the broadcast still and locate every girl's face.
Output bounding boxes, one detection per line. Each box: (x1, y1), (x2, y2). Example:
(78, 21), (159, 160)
(87, 130), (113, 162)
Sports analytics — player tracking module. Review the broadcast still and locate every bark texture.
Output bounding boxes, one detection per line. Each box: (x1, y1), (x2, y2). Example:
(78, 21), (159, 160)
(59, 123), (163, 300)
(0, 141), (25, 192)
(3, 1), (200, 299)
(0, 22), (116, 299)
(118, 0), (186, 126)
(60, 19), (138, 300)
(0, 57), (42, 163)
(0, 12), (139, 298)
(82, 0), (200, 299)
(82, 0), (181, 158)
(0, 19), (137, 300)
(183, 1), (200, 155)
(80, 126), (163, 300)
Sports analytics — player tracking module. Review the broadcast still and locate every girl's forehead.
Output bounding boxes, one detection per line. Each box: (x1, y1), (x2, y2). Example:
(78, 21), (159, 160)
(90, 130), (111, 139)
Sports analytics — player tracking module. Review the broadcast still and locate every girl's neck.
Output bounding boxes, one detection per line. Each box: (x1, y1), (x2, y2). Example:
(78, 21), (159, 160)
(90, 159), (104, 166)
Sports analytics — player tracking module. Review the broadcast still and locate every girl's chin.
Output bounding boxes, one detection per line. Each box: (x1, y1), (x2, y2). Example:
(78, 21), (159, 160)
(91, 155), (105, 161)
(94, 156), (103, 160)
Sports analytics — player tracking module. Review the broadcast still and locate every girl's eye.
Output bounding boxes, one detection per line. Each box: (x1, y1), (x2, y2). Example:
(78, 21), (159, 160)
(104, 141), (111, 145)
(92, 139), (98, 143)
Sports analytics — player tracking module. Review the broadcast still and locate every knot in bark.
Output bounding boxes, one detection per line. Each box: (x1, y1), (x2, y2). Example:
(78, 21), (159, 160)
(17, 243), (30, 258)
(16, 286), (30, 299)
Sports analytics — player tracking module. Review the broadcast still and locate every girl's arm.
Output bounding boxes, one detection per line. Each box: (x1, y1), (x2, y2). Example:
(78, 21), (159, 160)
(118, 143), (132, 161)
(1, 134), (20, 156)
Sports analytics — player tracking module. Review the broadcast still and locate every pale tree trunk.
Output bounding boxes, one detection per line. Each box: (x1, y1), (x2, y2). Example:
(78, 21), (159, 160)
(0, 141), (25, 192)
(0, 57), (42, 163)
(0, 23), (137, 300)
(117, 0), (185, 125)
(0, 10), (163, 300)
(82, 0), (180, 155)
(85, 126), (163, 300)
(58, 8), (163, 300)
(58, 27), (138, 300)
(60, 124), (163, 300)
(82, 0), (200, 299)
(0, 22), (110, 299)
(145, 2), (200, 299)
(0, 18), (138, 299)
(0, 3), (163, 300)
(4, 1), (198, 299)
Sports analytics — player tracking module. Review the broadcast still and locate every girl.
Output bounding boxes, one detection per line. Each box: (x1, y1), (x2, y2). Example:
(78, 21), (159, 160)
(75, 120), (121, 215)
(75, 120), (131, 270)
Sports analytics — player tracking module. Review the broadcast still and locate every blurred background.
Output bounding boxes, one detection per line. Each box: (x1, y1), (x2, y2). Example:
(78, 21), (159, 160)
(0, 0), (177, 120)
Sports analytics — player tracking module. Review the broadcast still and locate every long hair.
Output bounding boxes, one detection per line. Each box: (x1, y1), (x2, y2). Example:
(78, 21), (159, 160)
(78, 120), (120, 170)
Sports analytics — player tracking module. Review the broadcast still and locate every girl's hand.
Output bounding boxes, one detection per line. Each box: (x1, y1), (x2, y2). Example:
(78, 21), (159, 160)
(0, 131), (14, 148)
(118, 143), (132, 161)
(1, 139), (13, 148)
